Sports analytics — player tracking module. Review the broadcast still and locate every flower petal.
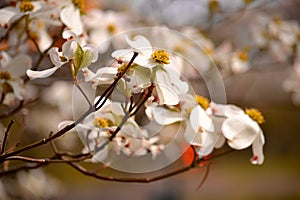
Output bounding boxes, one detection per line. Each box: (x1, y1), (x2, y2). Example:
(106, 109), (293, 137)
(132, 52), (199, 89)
(222, 116), (260, 150)
(62, 40), (77, 60)
(251, 130), (265, 165)
(156, 82), (179, 105)
(184, 121), (203, 146)
(146, 105), (183, 125)
(125, 35), (152, 56)
(49, 47), (64, 67)
(8, 81), (24, 100)
(194, 132), (216, 157)
(60, 5), (83, 35)
(155, 70), (179, 105)
(190, 105), (214, 133)
(209, 101), (244, 117)
(26, 66), (61, 80)
(165, 66), (189, 94)
(7, 54), (32, 77)
(0, 7), (17, 27)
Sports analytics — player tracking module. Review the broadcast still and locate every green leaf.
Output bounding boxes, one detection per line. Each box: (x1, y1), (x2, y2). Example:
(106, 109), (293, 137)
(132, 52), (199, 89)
(74, 44), (84, 76)
(80, 50), (94, 70)
(74, 44), (94, 76)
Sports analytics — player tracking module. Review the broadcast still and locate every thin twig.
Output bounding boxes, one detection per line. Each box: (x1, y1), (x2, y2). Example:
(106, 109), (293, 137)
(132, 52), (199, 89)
(190, 145), (198, 166)
(67, 161), (194, 183)
(67, 148), (232, 183)
(27, 31), (42, 55)
(5, 154), (92, 163)
(1, 120), (14, 154)
(94, 52), (138, 110)
(195, 163), (211, 191)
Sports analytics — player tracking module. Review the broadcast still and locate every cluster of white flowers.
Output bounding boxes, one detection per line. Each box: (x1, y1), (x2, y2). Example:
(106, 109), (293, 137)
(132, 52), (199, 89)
(59, 34), (264, 165)
(9, 0), (300, 178)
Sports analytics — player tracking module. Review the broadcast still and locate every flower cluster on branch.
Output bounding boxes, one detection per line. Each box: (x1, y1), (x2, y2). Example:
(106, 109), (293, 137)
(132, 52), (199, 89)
(1, 0), (299, 198)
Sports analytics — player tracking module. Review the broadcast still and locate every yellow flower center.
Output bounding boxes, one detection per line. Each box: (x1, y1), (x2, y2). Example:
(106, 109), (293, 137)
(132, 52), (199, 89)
(209, 0), (220, 14)
(151, 49), (170, 64)
(195, 95), (210, 110)
(107, 23), (117, 34)
(94, 118), (109, 128)
(0, 71), (12, 80)
(19, 1), (35, 13)
(243, 0), (254, 5)
(1, 82), (13, 94)
(245, 108), (265, 124)
(117, 63), (135, 76)
(72, 0), (85, 13)
(272, 17), (282, 25)
(237, 50), (248, 61)
(204, 47), (214, 55)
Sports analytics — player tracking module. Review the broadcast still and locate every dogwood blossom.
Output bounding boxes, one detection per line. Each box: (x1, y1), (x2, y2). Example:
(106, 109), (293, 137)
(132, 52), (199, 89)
(62, 96), (164, 162)
(209, 102), (265, 165)
(48, 0), (85, 35)
(112, 35), (189, 105)
(0, 51), (31, 106)
(83, 10), (130, 53)
(26, 30), (97, 80)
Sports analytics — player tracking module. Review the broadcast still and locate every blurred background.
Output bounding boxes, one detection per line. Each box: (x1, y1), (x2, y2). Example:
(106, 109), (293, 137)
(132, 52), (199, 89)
(1, 0), (300, 199)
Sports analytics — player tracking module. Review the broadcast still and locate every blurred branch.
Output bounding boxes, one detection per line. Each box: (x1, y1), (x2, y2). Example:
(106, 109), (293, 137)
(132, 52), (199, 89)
(0, 162), (47, 177)
(195, 163), (211, 191)
(0, 120), (14, 154)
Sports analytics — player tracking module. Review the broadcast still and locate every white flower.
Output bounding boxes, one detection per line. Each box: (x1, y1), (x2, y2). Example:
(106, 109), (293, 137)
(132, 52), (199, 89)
(112, 35), (189, 105)
(83, 10), (130, 53)
(83, 63), (152, 94)
(48, 0), (84, 35)
(113, 132), (163, 159)
(184, 104), (219, 157)
(209, 102), (265, 165)
(145, 102), (184, 126)
(145, 94), (224, 157)
(0, 52), (31, 106)
(26, 30), (98, 80)
(0, 1), (59, 51)
(68, 96), (165, 162)
(0, 1), (45, 28)
(230, 50), (250, 74)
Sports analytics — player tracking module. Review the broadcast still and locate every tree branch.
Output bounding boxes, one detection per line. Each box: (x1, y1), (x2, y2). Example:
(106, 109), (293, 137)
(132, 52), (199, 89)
(1, 120), (14, 154)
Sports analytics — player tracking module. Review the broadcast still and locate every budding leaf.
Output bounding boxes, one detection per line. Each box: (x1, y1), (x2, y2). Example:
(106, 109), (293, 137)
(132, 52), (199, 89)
(80, 50), (94, 70)
(74, 44), (94, 76)
(74, 44), (84, 76)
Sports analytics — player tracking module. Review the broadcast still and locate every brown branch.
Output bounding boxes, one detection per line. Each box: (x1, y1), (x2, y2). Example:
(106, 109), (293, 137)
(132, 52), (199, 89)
(67, 149), (234, 183)
(0, 53), (140, 163)
(5, 154), (92, 163)
(1, 120), (14, 154)
(94, 52), (139, 110)
(68, 159), (197, 183)
(27, 30), (42, 55)
(195, 163), (211, 191)
(0, 120), (77, 162)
